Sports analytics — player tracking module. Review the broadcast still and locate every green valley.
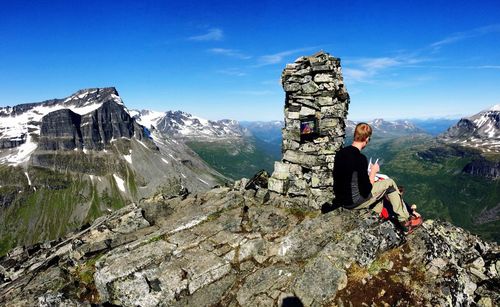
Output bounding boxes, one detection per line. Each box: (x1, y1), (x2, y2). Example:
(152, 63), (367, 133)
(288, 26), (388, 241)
(0, 165), (129, 256)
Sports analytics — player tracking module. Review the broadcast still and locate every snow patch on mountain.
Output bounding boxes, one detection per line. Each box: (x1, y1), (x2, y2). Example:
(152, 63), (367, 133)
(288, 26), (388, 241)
(198, 178), (209, 185)
(130, 110), (166, 130)
(123, 153), (132, 164)
(24, 172), (31, 186)
(0, 134), (38, 165)
(0, 101), (103, 139)
(113, 174), (126, 192)
(136, 140), (149, 149)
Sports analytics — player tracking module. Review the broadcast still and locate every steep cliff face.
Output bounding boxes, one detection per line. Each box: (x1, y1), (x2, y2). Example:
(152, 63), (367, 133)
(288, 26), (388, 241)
(38, 109), (84, 151)
(80, 100), (143, 150)
(37, 97), (144, 151)
(0, 183), (498, 306)
(463, 159), (500, 179)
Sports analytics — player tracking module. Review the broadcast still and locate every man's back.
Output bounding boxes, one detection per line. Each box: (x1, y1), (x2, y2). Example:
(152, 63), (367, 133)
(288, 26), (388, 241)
(333, 145), (372, 208)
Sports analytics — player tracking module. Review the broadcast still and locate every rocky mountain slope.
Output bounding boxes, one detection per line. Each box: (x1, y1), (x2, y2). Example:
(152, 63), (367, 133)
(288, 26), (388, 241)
(0, 88), (226, 256)
(1, 50), (499, 307)
(0, 181), (498, 306)
(440, 105), (500, 152)
(424, 105), (500, 181)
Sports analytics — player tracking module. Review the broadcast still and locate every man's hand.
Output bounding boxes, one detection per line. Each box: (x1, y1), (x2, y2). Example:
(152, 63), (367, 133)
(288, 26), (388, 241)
(370, 162), (380, 174)
(369, 162), (380, 184)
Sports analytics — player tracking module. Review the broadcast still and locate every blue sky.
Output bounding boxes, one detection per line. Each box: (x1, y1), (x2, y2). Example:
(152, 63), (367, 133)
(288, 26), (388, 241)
(0, 0), (499, 121)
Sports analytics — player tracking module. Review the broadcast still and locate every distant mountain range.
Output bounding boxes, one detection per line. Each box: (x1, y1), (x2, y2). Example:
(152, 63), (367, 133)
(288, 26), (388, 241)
(345, 119), (425, 139)
(439, 105), (500, 152)
(130, 109), (249, 139)
(239, 121), (283, 143)
(410, 118), (460, 136)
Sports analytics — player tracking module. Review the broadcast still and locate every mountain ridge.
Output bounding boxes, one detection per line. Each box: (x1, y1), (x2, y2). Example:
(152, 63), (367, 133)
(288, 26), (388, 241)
(131, 109), (249, 139)
(345, 118), (426, 138)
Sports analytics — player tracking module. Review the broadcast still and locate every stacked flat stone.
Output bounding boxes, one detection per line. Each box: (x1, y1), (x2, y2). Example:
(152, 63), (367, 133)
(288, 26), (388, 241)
(268, 51), (349, 209)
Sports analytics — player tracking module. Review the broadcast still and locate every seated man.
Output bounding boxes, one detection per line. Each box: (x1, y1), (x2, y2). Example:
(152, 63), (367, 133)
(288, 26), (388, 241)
(333, 123), (412, 232)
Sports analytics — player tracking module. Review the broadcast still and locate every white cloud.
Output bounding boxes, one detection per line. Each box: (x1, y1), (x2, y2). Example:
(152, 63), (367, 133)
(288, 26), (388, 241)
(344, 24), (500, 84)
(430, 24), (500, 49)
(360, 57), (401, 70)
(234, 90), (275, 96)
(261, 79), (280, 85)
(188, 28), (224, 41)
(208, 48), (251, 59)
(406, 65), (500, 70)
(256, 47), (317, 66)
(216, 68), (247, 77)
(473, 65), (500, 69)
(343, 55), (426, 83)
(343, 68), (372, 83)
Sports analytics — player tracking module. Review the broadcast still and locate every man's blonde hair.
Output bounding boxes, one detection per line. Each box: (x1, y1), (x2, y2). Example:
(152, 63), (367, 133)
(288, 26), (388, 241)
(354, 123), (372, 142)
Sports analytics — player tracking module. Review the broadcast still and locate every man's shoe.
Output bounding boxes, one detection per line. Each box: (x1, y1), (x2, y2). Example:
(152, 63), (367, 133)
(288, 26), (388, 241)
(399, 216), (423, 235)
(410, 215), (423, 227)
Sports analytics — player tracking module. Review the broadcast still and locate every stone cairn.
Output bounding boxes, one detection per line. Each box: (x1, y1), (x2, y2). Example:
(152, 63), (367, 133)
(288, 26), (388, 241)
(268, 51), (349, 209)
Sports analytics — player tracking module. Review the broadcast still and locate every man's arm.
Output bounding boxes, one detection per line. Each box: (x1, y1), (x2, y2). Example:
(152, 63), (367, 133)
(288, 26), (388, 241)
(358, 154), (373, 197)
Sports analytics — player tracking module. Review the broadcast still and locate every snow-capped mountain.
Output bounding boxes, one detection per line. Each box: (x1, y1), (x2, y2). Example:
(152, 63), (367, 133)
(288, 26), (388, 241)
(345, 118), (425, 137)
(0, 88), (227, 256)
(0, 88), (132, 165)
(131, 110), (249, 139)
(0, 87), (220, 185)
(0, 87), (225, 192)
(439, 104), (500, 152)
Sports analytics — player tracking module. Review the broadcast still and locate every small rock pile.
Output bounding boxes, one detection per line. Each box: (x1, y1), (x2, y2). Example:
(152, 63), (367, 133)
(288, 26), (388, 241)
(268, 51), (349, 209)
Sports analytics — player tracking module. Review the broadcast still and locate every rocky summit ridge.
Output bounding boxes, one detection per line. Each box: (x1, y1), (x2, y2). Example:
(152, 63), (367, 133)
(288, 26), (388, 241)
(0, 180), (499, 306)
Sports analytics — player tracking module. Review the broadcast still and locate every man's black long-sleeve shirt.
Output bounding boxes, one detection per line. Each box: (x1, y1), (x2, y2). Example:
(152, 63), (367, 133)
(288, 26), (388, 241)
(333, 145), (372, 208)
